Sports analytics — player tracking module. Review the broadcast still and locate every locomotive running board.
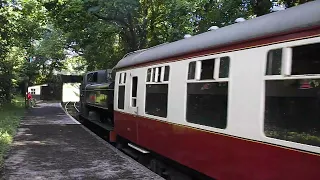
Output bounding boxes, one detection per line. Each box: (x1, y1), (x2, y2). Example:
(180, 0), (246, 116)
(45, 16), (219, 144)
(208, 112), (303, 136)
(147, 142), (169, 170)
(128, 143), (150, 154)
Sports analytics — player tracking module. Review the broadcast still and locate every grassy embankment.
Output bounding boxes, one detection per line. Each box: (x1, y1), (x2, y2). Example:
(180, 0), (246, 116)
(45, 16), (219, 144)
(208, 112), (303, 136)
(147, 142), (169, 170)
(0, 96), (25, 168)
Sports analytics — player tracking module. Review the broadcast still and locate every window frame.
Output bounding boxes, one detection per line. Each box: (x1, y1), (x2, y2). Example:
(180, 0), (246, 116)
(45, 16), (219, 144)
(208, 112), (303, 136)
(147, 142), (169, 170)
(87, 72), (98, 83)
(185, 54), (231, 130)
(262, 38), (320, 150)
(187, 56), (230, 82)
(131, 76), (138, 107)
(31, 88), (36, 95)
(146, 65), (170, 84)
(265, 42), (320, 80)
(116, 72), (127, 111)
(144, 65), (170, 119)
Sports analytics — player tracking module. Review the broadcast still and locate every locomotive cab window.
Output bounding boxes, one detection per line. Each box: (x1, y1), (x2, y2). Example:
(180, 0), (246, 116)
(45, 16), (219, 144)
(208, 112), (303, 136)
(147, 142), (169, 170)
(118, 72), (126, 110)
(264, 42), (320, 147)
(87, 72), (98, 83)
(186, 56), (230, 129)
(145, 65), (170, 118)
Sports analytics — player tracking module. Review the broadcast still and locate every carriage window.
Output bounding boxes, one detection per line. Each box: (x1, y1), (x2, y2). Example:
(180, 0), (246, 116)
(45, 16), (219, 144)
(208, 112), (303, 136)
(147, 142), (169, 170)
(266, 49), (282, 75)
(201, 59), (215, 80)
(186, 56), (230, 129)
(145, 84), (168, 117)
(118, 86), (125, 109)
(157, 67), (162, 82)
(188, 61), (196, 80)
(188, 56), (230, 80)
(264, 79), (320, 147)
(186, 82), (228, 129)
(264, 42), (320, 147)
(292, 43), (320, 75)
(123, 73), (127, 83)
(145, 65), (170, 117)
(131, 77), (138, 107)
(164, 66), (170, 81)
(147, 69), (151, 82)
(118, 72), (126, 109)
(152, 68), (157, 82)
(219, 57), (230, 78)
(119, 72), (126, 84)
(146, 66), (170, 83)
(119, 73), (122, 84)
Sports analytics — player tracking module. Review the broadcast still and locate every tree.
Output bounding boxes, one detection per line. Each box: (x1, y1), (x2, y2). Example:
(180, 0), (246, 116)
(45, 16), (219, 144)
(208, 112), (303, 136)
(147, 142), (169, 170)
(33, 28), (67, 79)
(248, 0), (273, 16)
(277, 0), (313, 8)
(189, 0), (250, 33)
(0, 0), (47, 103)
(42, 0), (315, 75)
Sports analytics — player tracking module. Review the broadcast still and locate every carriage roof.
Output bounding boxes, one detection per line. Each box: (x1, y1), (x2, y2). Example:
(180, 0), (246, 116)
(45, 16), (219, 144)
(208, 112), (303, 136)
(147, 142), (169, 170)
(114, 1), (320, 70)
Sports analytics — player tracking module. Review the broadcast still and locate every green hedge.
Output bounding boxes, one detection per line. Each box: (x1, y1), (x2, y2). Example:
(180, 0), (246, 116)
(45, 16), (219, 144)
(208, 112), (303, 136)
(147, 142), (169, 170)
(0, 96), (25, 168)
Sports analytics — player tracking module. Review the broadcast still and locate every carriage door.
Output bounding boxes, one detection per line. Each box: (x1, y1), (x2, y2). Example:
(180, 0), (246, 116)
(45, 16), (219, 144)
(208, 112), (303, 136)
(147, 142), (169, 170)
(129, 72), (139, 115)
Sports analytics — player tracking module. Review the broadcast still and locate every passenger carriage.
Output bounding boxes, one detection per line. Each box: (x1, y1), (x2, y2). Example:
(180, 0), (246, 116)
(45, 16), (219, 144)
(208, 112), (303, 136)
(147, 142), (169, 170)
(112, 1), (320, 179)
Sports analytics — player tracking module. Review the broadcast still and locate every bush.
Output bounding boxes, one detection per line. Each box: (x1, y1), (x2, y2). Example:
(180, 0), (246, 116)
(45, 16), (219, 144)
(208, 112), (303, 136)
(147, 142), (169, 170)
(0, 96), (25, 168)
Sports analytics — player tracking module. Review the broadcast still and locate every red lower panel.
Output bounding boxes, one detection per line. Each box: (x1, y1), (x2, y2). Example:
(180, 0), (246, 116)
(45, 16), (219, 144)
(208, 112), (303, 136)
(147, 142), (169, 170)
(114, 112), (138, 143)
(114, 111), (320, 180)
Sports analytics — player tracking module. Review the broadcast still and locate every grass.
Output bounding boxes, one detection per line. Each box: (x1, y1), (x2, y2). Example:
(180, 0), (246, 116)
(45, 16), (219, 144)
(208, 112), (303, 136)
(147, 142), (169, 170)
(0, 96), (25, 169)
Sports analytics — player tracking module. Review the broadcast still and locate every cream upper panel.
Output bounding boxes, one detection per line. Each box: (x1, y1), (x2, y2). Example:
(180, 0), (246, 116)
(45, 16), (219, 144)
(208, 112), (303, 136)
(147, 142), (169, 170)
(115, 36), (320, 154)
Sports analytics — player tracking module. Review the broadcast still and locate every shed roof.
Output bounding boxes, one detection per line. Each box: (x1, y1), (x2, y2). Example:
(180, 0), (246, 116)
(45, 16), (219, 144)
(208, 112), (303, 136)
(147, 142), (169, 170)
(114, 1), (320, 69)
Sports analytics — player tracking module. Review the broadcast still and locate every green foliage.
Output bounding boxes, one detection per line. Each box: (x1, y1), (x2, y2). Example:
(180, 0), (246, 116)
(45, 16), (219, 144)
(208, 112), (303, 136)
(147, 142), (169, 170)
(32, 28), (67, 81)
(277, 0), (314, 8)
(43, 0), (254, 71)
(189, 0), (251, 33)
(0, 96), (25, 168)
(63, 56), (87, 75)
(0, 0), (47, 103)
(0, 46), (26, 102)
(0, 0), (314, 103)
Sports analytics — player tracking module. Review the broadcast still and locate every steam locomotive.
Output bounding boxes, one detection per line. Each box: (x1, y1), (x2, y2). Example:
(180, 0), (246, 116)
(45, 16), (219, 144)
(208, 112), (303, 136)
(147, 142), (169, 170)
(79, 69), (114, 125)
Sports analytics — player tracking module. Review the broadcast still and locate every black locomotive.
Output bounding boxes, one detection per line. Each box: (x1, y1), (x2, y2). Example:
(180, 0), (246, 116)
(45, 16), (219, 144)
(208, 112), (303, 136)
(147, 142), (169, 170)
(79, 69), (115, 125)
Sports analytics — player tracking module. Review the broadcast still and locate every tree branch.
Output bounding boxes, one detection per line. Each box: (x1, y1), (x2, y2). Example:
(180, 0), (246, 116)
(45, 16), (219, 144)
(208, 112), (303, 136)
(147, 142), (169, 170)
(92, 12), (129, 28)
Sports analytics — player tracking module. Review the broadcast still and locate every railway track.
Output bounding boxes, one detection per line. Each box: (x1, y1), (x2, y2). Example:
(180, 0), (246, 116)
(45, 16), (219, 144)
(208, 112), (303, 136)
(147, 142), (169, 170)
(64, 101), (80, 119)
